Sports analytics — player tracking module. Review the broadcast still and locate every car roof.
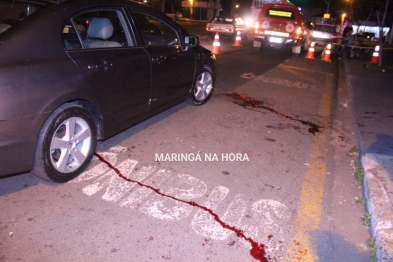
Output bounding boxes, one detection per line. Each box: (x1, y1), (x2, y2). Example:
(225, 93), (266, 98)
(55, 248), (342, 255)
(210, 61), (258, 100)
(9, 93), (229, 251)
(262, 2), (297, 9)
(0, 0), (179, 62)
(214, 16), (236, 19)
(315, 23), (335, 27)
(0, 0), (60, 5)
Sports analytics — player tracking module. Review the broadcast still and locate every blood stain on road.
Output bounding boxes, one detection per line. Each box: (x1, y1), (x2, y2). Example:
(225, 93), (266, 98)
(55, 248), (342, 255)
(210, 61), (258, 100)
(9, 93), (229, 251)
(94, 152), (270, 261)
(223, 93), (322, 135)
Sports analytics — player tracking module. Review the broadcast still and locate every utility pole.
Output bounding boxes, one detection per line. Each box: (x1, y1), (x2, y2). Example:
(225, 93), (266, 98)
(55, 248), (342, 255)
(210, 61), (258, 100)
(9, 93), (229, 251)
(323, 0), (330, 13)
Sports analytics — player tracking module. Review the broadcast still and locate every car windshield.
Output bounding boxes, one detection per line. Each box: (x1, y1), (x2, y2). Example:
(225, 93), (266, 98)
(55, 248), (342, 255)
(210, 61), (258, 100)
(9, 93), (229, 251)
(0, 0), (49, 32)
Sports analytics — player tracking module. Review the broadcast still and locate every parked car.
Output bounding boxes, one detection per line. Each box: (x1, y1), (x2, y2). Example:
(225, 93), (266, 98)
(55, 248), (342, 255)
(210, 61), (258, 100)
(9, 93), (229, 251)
(165, 11), (182, 21)
(206, 16), (248, 38)
(362, 32), (376, 42)
(0, 0), (216, 183)
(309, 23), (338, 46)
(253, 1), (309, 54)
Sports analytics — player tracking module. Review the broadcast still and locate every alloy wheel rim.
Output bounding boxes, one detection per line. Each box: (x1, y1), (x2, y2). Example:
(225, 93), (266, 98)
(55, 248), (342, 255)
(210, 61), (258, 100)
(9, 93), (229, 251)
(49, 117), (92, 173)
(194, 71), (213, 101)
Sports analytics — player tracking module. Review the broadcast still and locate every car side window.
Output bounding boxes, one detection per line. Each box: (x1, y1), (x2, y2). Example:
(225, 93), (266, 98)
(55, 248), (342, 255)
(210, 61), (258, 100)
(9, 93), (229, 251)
(63, 9), (132, 50)
(132, 12), (178, 46)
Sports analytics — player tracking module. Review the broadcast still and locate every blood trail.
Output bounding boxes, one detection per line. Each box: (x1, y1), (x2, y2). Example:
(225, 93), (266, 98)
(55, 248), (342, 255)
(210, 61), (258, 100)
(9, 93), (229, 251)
(224, 93), (323, 135)
(94, 152), (269, 261)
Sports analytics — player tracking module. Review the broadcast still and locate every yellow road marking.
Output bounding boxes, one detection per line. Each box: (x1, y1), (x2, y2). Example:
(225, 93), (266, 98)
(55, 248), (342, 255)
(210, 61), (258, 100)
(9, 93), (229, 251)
(279, 64), (334, 86)
(279, 64), (334, 75)
(285, 73), (334, 261)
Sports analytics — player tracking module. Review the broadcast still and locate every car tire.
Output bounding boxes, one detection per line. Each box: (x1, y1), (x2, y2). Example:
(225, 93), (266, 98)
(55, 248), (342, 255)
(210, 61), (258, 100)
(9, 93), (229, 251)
(191, 66), (214, 106)
(32, 103), (97, 183)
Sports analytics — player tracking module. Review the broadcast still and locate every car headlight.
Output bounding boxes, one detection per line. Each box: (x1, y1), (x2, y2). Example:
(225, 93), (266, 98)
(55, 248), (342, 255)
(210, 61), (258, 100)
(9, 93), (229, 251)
(244, 17), (253, 27)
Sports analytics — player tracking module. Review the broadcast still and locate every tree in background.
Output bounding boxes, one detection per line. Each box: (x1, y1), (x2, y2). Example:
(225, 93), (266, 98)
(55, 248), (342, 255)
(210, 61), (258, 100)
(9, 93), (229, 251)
(376, 0), (390, 66)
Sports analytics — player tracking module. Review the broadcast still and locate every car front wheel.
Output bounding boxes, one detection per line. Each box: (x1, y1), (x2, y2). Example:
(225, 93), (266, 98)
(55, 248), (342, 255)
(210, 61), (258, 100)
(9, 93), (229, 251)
(32, 103), (97, 183)
(191, 67), (214, 105)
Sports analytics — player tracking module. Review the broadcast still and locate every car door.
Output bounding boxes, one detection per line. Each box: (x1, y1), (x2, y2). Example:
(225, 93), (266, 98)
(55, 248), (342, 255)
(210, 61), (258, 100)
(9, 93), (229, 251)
(64, 8), (151, 124)
(130, 11), (196, 109)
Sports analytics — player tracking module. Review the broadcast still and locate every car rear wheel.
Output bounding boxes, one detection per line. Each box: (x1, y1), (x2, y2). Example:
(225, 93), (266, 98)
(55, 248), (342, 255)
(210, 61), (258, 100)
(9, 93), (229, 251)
(191, 66), (214, 105)
(32, 103), (97, 183)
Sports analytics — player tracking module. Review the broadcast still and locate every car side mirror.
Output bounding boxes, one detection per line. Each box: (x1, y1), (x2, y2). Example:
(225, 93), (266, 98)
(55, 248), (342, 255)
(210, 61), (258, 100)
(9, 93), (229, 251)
(185, 35), (199, 47)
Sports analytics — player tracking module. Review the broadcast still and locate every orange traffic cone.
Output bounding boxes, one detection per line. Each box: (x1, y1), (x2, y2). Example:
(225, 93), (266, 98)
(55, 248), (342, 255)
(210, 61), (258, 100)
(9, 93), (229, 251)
(212, 32), (221, 55)
(305, 42), (315, 59)
(321, 43), (332, 62)
(232, 31), (243, 47)
(369, 45), (380, 64)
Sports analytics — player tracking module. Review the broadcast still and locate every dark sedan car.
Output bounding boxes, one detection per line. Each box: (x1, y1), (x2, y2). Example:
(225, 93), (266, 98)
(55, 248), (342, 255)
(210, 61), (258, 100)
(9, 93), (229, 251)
(0, 0), (216, 182)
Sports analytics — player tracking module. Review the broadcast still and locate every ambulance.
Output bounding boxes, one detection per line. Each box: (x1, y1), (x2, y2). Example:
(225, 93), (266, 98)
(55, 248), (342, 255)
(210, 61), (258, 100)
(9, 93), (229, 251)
(253, 0), (309, 55)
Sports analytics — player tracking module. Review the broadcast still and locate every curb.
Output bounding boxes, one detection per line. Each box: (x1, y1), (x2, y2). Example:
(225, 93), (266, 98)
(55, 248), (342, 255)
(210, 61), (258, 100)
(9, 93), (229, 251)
(343, 57), (393, 261)
(362, 154), (393, 262)
(343, 55), (393, 262)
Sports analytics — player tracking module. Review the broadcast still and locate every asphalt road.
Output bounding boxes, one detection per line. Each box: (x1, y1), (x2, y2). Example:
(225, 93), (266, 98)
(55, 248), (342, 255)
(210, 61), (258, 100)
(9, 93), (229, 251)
(0, 25), (374, 261)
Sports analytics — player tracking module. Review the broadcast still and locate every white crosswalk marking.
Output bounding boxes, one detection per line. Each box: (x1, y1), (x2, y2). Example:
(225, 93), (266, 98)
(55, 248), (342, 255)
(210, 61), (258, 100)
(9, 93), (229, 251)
(120, 169), (171, 209)
(139, 173), (207, 221)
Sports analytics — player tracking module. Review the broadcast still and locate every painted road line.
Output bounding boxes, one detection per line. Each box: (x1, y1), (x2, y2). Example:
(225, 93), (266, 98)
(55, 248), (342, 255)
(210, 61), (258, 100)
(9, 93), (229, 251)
(191, 186), (231, 240)
(120, 169), (170, 209)
(81, 159), (137, 197)
(71, 152), (118, 182)
(138, 173), (207, 221)
(279, 64), (334, 76)
(102, 162), (156, 202)
(285, 73), (334, 261)
(74, 149), (294, 258)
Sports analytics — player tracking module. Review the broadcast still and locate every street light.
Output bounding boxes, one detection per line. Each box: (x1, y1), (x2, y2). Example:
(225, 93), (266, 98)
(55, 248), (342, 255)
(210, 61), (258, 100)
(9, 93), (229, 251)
(345, 0), (353, 19)
(189, 0), (193, 19)
(341, 13), (346, 34)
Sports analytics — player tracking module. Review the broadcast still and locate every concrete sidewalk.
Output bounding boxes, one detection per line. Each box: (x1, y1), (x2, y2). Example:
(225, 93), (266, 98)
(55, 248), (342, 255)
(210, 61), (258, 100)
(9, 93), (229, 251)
(342, 53), (393, 261)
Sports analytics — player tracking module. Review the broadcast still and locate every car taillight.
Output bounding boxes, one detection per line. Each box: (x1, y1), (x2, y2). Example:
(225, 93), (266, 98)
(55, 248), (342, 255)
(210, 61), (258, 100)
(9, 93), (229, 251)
(296, 26), (302, 35)
(254, 21), (259, 33)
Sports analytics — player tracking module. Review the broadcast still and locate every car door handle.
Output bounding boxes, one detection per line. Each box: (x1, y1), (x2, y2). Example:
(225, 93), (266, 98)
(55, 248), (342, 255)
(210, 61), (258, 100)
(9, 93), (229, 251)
(151, 56), (166, 64)
(196, 53), (205, 59)
(87, 63), (113, 70)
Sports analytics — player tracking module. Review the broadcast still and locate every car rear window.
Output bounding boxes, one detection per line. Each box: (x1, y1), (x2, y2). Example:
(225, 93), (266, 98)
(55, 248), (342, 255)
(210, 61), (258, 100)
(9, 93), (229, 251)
(234, 17), (244, 25)
(314, 25), (335, 34)
(212, 17), (234, 24)
(265, 8), (295, 20)
(0, 2), (45, 24)
(0, 1), (49, 34)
